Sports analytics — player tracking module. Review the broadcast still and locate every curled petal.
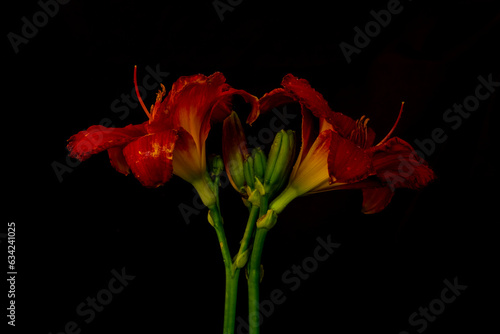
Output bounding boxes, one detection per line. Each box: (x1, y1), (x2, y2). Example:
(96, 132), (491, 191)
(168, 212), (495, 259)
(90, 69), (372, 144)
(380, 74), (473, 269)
(251, 88), (296, 125)
(328, 132), (373, 184)
(280, 74), (373, 140)
(212, 87), (259, 125)
(122, 130), (178, 188)
(369, 137), (436, 189)
(67, 123), (148, 161)
(280, 74), (333, 119)
(258, 74), (377, 143)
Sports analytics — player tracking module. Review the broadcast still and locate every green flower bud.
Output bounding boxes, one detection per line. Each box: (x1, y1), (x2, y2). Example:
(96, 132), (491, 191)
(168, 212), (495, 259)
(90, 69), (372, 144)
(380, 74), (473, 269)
(243, 155), (255, 189)
(222, 112), (248, 195)
(263, 130), (296, 197)
(252, 147), (267, 182)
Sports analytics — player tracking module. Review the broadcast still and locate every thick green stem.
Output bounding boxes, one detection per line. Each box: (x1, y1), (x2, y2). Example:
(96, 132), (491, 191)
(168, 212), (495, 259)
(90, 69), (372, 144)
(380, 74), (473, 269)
(225, 268), (240, 334)
(209, 205), (237, 334)
(259, 194), (269, 217)
(248, 228), (268, 334)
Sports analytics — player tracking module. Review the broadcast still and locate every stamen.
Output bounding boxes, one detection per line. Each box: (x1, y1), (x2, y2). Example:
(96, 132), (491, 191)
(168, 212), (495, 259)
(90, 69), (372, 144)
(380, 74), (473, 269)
(376, 102), (404, 146)
(134, 65), (151, 119)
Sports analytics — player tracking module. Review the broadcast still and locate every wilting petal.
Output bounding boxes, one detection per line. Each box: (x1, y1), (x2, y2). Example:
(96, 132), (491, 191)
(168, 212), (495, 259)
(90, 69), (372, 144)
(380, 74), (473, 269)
(369, 137), (436, 189)
(361, 187), (394, 214)
(67, 123), (148, 161)
(328, 132), (373, 184)
(122, 130), (178, 188)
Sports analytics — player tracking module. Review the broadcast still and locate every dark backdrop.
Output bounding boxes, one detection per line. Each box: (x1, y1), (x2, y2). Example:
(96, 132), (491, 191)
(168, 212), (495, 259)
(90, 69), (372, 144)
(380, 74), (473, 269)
(4, 0), (499, 333)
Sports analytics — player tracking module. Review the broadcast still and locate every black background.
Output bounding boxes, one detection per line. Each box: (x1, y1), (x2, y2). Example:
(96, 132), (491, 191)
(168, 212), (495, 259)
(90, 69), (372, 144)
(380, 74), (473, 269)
(3, 0), (499, 333)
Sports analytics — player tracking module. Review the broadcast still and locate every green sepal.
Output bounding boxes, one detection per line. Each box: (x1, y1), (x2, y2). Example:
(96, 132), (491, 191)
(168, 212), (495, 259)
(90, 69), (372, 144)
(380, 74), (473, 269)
(247, 188), (261, 207)
(254, 177), (265, 196)
(256, 209), (278, 230)
(235, 248), (250, 268)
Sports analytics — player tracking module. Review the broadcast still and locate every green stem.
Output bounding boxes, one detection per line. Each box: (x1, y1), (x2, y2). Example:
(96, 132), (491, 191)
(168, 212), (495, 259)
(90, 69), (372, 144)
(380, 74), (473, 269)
(248, 228), (269, 334)
(268, 185), (299, 214)
(237, 205), (260, 257)
(209, 205), (237, 334)
(259, 194), (269, 217)
(225, 268), (240, 333)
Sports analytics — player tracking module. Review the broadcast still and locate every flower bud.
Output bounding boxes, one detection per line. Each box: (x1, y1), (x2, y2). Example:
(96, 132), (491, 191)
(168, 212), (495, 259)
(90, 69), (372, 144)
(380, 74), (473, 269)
(243, 155), (255, 189)
(263, 130), (296, 197)
(222, 112), (248, 195)
(252, 147), (267, 182)
(208, 154), (224, 179)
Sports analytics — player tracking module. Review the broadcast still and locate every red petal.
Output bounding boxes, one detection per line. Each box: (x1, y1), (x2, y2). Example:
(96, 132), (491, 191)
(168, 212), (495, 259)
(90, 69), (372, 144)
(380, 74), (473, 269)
(107, 147), (130, 175)
(262, 74), (377, 144)
(67, 123), (147, 161)
(213, 87), (259, 125)
(328, 132), (373, 184)
(280, 74), (333, 119)
(147, 72), (257, 155)
(369, 137), (436, 189)
(122, 130), (178, 188)
(280, 74), (370, 139)
(361, 187), (394, 214)
(251, 88), (296, 125)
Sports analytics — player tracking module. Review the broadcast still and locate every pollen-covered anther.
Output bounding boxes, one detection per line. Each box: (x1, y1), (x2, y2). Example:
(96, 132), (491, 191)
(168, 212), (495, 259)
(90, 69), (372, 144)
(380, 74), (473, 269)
(149, 84), (167, 121)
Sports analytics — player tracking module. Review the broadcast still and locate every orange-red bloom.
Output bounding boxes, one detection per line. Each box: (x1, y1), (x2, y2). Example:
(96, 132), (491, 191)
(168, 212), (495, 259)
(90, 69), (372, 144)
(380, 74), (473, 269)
(255, 74), (435, 214)
(68, 68), (258, 205)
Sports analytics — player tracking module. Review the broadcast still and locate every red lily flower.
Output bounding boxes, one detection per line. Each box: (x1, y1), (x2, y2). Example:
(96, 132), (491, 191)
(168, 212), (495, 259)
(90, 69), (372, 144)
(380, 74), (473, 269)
(67, 67), (258, 206)
(255, 74), (435, 214)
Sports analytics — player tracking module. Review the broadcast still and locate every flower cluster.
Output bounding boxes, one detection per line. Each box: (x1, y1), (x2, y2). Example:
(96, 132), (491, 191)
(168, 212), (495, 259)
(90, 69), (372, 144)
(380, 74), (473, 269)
(67, 68), (435, 334)
(68, 70), (434, 214)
